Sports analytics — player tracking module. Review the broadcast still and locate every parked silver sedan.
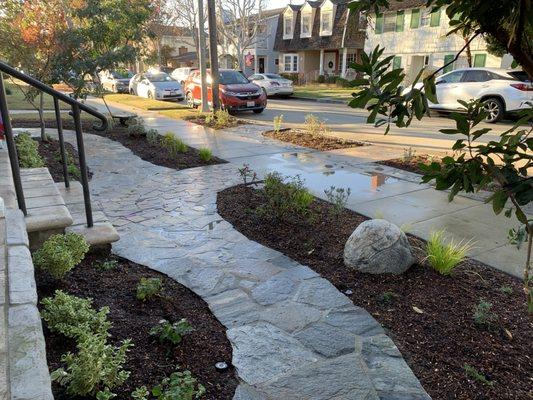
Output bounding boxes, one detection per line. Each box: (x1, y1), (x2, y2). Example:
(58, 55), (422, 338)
(248, 73), (294, 97)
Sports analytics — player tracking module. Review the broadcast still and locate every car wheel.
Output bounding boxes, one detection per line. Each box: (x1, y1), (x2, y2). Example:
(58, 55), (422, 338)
(253, 108), (264, 114)
(186, 92), (195, 108)
(130, 88), (135, 95)
(483, 98), (504, 123)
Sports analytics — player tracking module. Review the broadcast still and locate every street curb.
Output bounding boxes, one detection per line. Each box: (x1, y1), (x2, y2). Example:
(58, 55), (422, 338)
(290, 96), (348, 104)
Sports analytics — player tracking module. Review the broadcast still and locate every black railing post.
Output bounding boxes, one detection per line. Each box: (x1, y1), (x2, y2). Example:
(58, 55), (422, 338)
(53, 97), (69, 188)
(71, 104), (93, 227)
(0, 73), (27, 215)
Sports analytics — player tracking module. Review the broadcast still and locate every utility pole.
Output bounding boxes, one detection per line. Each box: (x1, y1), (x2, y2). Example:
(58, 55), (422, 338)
(206, 0), (220, 110)
(197, 0), (209, 112)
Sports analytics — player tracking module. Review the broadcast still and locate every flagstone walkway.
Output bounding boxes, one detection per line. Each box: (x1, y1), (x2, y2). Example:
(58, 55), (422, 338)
(64, 130), (429, 399)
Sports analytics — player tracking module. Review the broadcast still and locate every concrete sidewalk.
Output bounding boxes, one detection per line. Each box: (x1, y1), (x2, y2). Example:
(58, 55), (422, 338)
(85, 97), (530, 278)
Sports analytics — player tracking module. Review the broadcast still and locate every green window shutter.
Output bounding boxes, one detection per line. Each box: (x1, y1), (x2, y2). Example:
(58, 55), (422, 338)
(410, 9), (420, 28)
(396, 11), (405, 32)
(375, 13), (384, 34)
(474, 54), (487, 67)
(430, 9), (441, 27)
(443, 54), (455, 73)
(393, 56), (402, 70)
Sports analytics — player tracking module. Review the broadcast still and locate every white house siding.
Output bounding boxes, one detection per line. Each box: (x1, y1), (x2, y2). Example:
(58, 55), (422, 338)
(364, 8), (511, 83)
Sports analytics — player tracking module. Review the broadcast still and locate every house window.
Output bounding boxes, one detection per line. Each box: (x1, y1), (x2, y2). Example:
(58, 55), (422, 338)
(443, 54), (455, 73)
(392, 56), (402, 70)
(284, 14), (293, 38)
(301, 13), (312, 36)
(320, 10), (333, 35)
(473, 53), (487, 67)
(420, 8), (431, 26)
(383, 13), (397, 32)
(283, 54), (298, 73)
(340, 53), (357, 71)
(376, 11), (404, 33)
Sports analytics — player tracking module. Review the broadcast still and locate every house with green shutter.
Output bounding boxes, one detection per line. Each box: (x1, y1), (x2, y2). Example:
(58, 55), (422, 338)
(363, 0), (513, 83)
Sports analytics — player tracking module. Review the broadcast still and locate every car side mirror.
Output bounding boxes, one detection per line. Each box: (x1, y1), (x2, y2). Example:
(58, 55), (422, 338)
(436, 80), (445, 85)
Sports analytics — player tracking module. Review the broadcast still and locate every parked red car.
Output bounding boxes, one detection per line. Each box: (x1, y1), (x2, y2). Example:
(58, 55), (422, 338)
(184, 69), (267, 113)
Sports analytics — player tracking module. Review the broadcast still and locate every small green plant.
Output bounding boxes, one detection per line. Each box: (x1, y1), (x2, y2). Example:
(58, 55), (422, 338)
(260, 172), (314, 220)
(41, 290), (111, 339)
(238, 163), (258, 185)
(33, 233), (89, 279)
(15, 132), (45, 168)
(152, 368), (206, 400)
(206, 109), (232, 129)
(403, 147), (416, 162)
(473, 299), (499, 328)
(376, 291), (397, 304)
(150, 318), (193, 345)
(161, 133), (187, 156)
(146, 129), (159, 145)
(132, 386), (149, 400)
(96, 388), (117, 400)
(425, 230), (473, 275)
(51, 333), (132, 396)
(304, 114), (329, 136)
(463, 363), (494, 386)
(273, 114), (284, 133)
(499, 285), (513, 295)
(136, 277), (163, 301)
(67, 164), (81, 179)
(127, 117), (147, 138)
(324, 186), (351, 216)
(198, 148), (212, 162)
(95, 259), (118, 271)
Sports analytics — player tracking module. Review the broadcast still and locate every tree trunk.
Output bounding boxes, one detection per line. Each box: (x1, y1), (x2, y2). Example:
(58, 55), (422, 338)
(38, 92), (46, 141)
(464, 36), (473, 67)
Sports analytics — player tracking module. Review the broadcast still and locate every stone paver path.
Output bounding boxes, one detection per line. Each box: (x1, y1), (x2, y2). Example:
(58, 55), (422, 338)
(74, 131), (429, 399)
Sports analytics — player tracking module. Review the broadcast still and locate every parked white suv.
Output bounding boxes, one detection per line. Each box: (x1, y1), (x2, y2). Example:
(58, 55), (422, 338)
(424, 68), (531, 122)
(171, 67), (197, 85)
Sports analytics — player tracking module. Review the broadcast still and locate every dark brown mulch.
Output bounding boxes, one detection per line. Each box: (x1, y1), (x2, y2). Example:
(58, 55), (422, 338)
(217, 185), (533, 400)
(36, 138), (92, 182)
(12, 117), (227, 171)
(263, 128), (365, 151)
(378, 155), (437, 175)
(36, 248), (238, 399)
(183, 114), (244, 129)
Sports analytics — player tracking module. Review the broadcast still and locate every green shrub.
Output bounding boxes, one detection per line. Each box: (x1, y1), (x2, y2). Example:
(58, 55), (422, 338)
(304, 114), (329, 136)
(95, 259), (118, 271)
(260, 172), (314, 220)
(161, 133), (187, 156)
(51, 333), (132, 396)
(152, 368), (206, 400)
(325, 75), (336, 84)
(132, 386), (149, 400)
(127, 117), (147, 138)
(473, 299), (498, 327)
(426, 230), (472, 275)
(136, 277), (163, 301)
(335, 77), (350, 87)
(33, 233), (89, 279)
(205, 109), (232, 129)
(41, 290), (111, 339)
(198, 148), (212, 162)
(324, 186), (351, 216)
(464, 364), (494, 386)
(316, 75), (325, 83)
(67, 164), (81, 179)
(280, 73), (299, 84)
(376, 291), (397, 304)
(146, 129), (159, 145)
(15, 132), (45, 168)
(150, 318), (193, 346)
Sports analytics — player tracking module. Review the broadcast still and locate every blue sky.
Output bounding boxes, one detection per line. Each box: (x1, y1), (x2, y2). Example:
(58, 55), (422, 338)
(267, 0), (297, 10)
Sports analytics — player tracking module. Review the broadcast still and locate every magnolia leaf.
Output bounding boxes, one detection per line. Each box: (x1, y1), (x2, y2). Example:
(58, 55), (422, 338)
(412, 306), (424, 314)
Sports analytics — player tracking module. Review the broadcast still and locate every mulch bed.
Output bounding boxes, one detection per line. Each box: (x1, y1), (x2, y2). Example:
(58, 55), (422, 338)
(183, 114), (245, 129)
(36, 138), (92, 182)
(217, 185), (533, 400)
(36, 247), (238, 399)
(12, 118), (227, 171)
(378, 155), (437, 175)
(263, 128), (365, 151)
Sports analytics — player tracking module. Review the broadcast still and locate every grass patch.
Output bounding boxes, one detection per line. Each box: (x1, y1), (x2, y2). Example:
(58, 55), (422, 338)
(292, 85), (359, 101)
(104, 94), (190, 111)
(5, 82), (69, 110)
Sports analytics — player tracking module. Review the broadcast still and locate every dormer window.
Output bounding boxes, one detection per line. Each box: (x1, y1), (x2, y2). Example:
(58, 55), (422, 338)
(320, 7), (333, 36)
(301, 11), (312, 37)
(283, 12), (294, 39)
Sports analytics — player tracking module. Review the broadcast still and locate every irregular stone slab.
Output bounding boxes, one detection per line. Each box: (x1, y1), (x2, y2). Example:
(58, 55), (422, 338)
(344, 219), (414, 274)
(259, 353), (378, 399)
(260, 302), (323, 333)
(8, 245), (37, 305)
(227, 322), (319, 385)
(233, 384), (270, 400)
(323, 308), (384, 337)
(294, 277), (352, 309)
(294, 322), (356, 358)
(251, 275), (297, 305)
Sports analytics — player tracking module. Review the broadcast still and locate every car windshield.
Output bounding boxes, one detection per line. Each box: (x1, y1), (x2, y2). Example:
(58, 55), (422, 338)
(219, 70), (249, 85)
(147, 73), (174, 82)
(111, 71), (133, 79)
(265, 74), (283, 79)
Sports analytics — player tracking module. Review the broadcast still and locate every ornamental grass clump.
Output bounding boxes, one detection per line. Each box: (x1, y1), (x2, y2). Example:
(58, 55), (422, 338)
(198, 148), (212, 162)
(15, 132), (45, 168)
(33, 233), (89, 279)
(260, 172), (314, 220)
(40, 290), (111, 339)
(426, 230), (473, 275)
(161, 133), (187, 156)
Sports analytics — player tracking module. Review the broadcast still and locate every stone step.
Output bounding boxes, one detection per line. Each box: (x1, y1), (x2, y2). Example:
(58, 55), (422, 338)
(56, 182), (119, 247)
(20, 168), (73, 234)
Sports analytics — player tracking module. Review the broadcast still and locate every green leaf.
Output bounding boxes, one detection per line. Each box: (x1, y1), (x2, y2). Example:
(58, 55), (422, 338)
(491, 190), (508, 214)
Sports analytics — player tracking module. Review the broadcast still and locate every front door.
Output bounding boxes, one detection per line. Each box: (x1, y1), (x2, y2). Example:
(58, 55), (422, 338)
(324, 52), (336, 74)
(258, 57), (265, 73)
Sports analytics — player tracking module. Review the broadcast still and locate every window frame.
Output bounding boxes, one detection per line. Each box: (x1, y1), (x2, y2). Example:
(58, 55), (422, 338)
(283, 12), (294, 39)
(282, 54), (298, 73)
(301, 11), (312, 37)
(473, 54), (487, 67)
(320, 9), (333, 36)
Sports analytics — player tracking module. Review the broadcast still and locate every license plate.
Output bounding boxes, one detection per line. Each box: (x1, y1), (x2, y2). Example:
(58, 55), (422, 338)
(247, 101), (255, 107)
(166, 90), (175, 95)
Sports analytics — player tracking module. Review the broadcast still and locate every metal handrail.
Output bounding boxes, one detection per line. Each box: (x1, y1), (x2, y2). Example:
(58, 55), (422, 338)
(0, 61), (108, 131)
(0, 61), (107, 228)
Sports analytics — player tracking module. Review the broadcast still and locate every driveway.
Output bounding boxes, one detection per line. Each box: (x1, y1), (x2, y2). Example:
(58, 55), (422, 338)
(239, 98), (517, 153)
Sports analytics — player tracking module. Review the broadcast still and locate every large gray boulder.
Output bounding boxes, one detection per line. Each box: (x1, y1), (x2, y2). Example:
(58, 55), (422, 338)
(343, 219), (414, 274)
